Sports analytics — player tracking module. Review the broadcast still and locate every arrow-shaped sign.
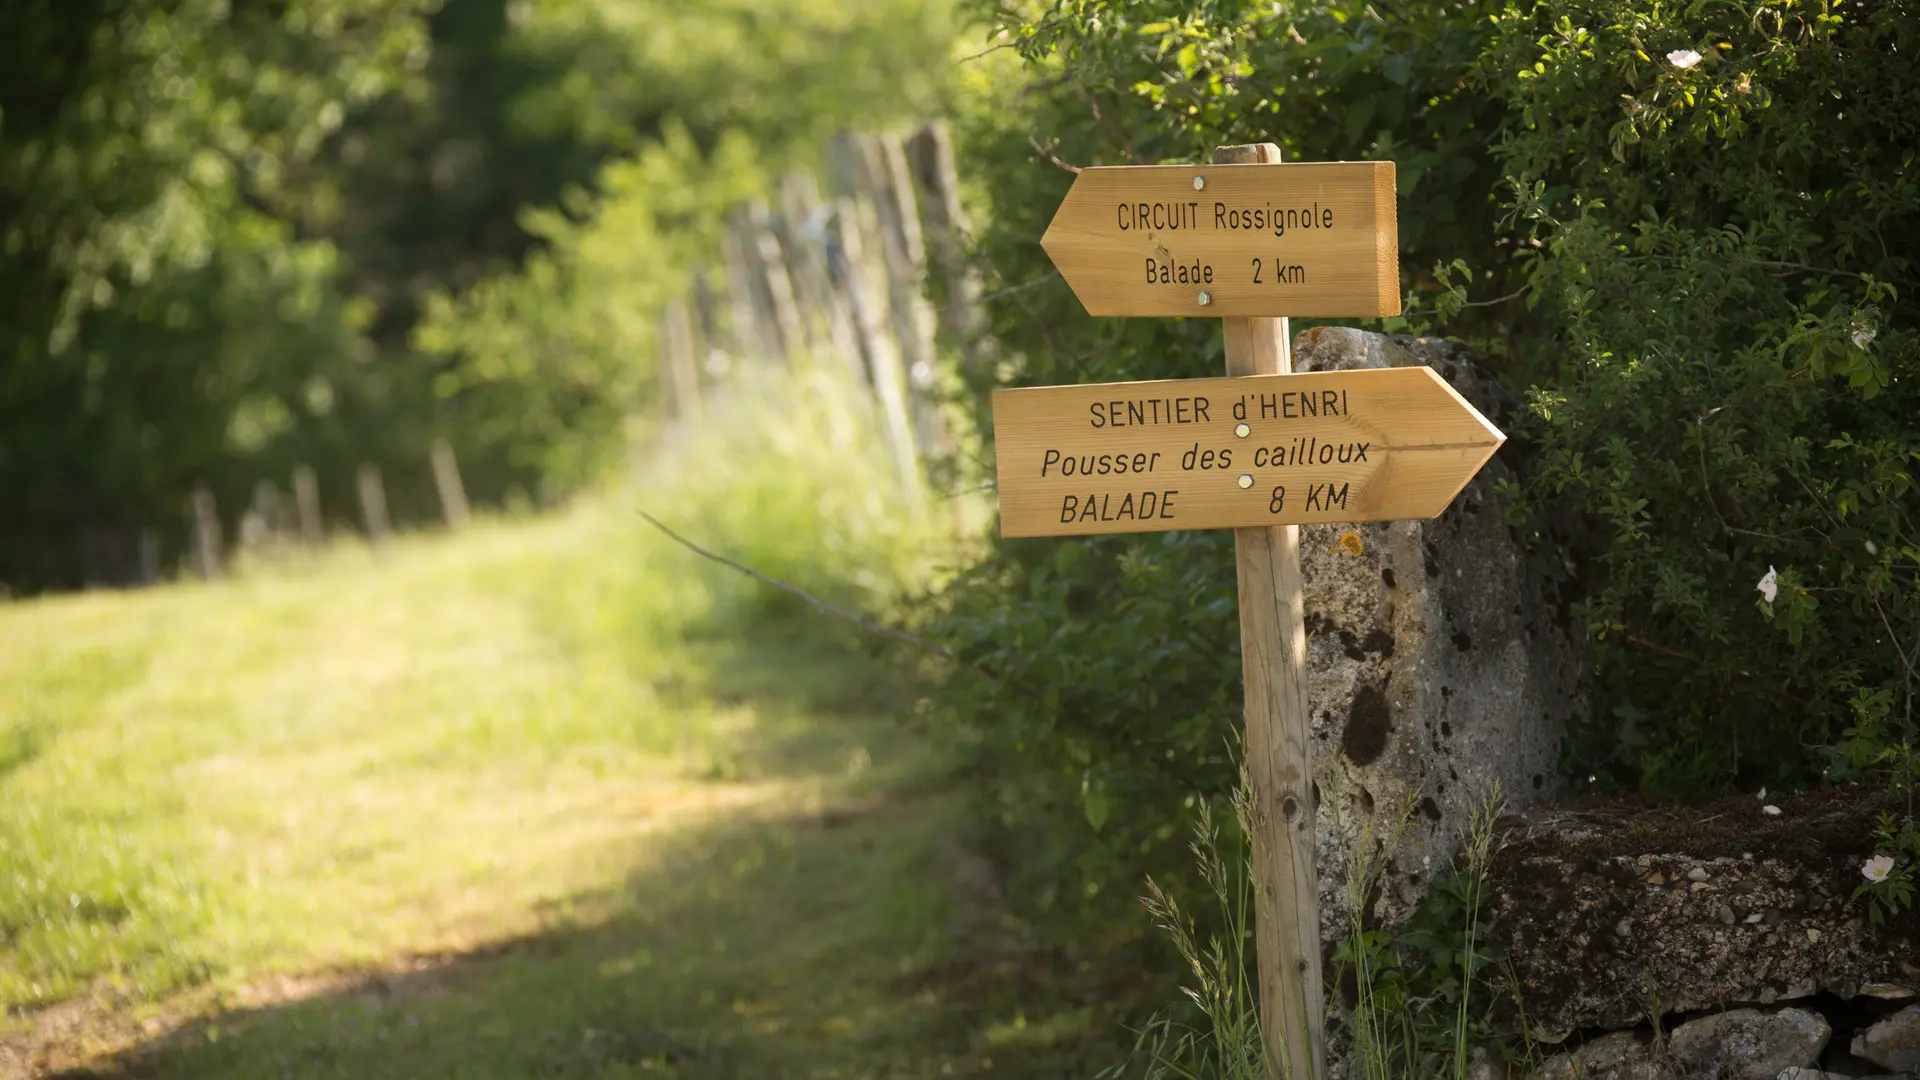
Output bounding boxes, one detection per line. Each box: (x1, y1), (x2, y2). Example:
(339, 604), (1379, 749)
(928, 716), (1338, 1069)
(992, 365), (1502, 538)
(1040, 161), (1401, 319)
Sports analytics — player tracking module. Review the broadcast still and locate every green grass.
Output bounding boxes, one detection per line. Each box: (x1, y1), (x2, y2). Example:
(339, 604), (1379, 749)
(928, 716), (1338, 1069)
(0, 369), (1110, 1078)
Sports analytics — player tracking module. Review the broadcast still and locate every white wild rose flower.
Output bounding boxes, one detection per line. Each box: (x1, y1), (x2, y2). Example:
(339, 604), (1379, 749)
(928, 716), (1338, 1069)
(1851, 324), (1877, 350)
(1862, 854), (1896, 883)
(1668, 49), (1703, 69)
(1758, 566), (1779, 603)
(1763, 805), (1782, 816)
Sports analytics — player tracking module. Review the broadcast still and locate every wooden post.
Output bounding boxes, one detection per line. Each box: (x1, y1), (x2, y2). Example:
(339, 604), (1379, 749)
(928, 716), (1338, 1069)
(138, 529), (160, 585)
(776, 171), (866, 380)
(252, 480), (286, 546)
(723, 220), (769, 365)
(747, 199), (807, 364)
(907, 120), (986, 371)
(188, 485), (222, 581)
(430, 438), (470, 531)
(292, 465), (322, 548)
(828, 197), (922, 506)
(871, 131), (946, 456)
(691, 268), (728, 378)
(356, 463), (391, 550)
(1215, 142), (1323, 1080)
(659, 298), (704, 423)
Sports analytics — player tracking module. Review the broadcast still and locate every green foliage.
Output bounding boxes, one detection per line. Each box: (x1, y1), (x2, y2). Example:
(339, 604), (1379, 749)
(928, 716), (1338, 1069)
(507, 0), (967, 157)
(1097, 797), (1265, 1080)
(934, 0), (1524, 956)
(1334, 790), (1509, 1080)
(636, 359), (957, 622)
(1099, 785), (1511, 1080)
(0, 349), (947, 1016)
(412, 124), (765, 489)
(1, 0), (965, 595)
(0, 0), (440, 591)
(1853, 811), (1920, 926)
(1486, 0), (1920, 795)
(938, 0), (1917, 1021)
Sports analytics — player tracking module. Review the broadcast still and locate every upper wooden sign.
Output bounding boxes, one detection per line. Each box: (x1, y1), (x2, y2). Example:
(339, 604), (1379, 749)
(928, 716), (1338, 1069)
(1040, 161), (1400, 318)
(992, 366), (1502, 538)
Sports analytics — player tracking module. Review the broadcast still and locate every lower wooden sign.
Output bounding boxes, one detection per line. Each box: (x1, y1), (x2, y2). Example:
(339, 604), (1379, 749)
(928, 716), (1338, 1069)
(991, 366), (1504, 538)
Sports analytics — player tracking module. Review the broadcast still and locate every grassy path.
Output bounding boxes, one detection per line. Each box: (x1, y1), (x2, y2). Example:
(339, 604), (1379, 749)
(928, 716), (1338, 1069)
(0, 503), (1106, 1079)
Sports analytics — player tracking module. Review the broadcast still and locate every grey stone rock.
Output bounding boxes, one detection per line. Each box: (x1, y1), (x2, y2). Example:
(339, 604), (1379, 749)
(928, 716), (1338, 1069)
(1485, 785), (1920, 1041)
(1668, 1007), (1830, 1080)
(1852, 1004), (1920, 1072)
(1289, 328), (1587, 954)
(1531, 1031), (1673, 1080)
(1774, 1070), (1830, 1080)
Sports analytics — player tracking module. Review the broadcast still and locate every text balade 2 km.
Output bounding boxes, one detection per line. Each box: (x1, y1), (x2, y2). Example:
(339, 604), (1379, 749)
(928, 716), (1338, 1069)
(1127, 198), (1336, 287)
(1043, 387), (1369, 525)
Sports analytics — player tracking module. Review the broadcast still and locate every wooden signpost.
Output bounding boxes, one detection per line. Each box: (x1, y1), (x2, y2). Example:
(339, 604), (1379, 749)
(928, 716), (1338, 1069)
(995, 144), (1505, 1079)
(993, 367), (1502, 538)
(1041, 160), (1398, 318)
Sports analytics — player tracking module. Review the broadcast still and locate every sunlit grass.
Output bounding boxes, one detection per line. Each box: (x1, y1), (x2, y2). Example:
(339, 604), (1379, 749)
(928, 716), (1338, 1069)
(0, 363), (1086, 1078)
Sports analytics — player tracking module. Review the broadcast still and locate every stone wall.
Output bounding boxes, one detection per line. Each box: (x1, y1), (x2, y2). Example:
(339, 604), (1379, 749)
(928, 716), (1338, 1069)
(1286, 330), (1917, 1080)
(1289, 327), (1589, 950)
(1486, 784), (1920, 1079)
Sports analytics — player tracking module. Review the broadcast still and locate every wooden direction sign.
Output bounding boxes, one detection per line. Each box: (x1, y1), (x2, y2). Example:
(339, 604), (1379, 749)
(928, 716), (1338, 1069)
(1041, 161), (1400, 318)
(999, 141), (1496, 1080)
(992, 366), (1504, 538)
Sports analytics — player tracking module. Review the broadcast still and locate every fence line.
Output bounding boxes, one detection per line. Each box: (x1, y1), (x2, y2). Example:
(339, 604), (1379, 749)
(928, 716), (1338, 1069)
(662, 120), (979, 508)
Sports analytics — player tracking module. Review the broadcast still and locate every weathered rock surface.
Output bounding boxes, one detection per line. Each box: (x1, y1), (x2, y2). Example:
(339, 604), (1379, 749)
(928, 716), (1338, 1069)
(1531, 1031), (1672, 1080)
(1668, 1008), (1830, 1080)
(1486, 785), (1920, 1041)
(1852, 1003), (1920, 1072)
(1766, 1060), (1904, 1068)
(1290, 327), (1587, 953)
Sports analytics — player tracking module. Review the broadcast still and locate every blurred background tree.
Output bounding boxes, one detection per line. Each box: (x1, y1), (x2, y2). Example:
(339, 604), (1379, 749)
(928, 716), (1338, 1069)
(0, 0), (962, 594)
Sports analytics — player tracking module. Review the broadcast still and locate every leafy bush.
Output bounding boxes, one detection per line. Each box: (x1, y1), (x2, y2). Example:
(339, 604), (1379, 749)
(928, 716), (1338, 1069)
(413, 125), (767, 492)
(932, 0), (1918, 981)
(0, 0), (967, 595)
(1485, 1), (1919, 795)
(635, 359), (955, 627)
(934, 0), (1523, 946)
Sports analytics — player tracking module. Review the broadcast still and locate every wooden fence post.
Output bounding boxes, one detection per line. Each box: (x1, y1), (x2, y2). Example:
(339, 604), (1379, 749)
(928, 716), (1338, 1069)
(252, 480), (288, 546)
(828, 197), (923, 506)
(430, 438), (470, 531)
(357, 463), (391, 551)
(1215, 141), (1324, 1080)
(188, 485), (222, 581)
(690, 268), (728, 378)
(747, 199), (807, 364)
(659, 298), (704, 424)
(292, 465), (322, 548)
(776, 172), (866, 380)
(907, 120), (986, 371)
(723, 219), (771, 366)
(138, 529), (160, 585)
(870, 131), (947, 458)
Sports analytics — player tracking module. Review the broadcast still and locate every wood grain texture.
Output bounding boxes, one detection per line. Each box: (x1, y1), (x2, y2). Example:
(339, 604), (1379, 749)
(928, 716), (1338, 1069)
(1217, 141), (1322, 1080)
(1040, 160), (1399, 318)
(990, 366), (1505, 539)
